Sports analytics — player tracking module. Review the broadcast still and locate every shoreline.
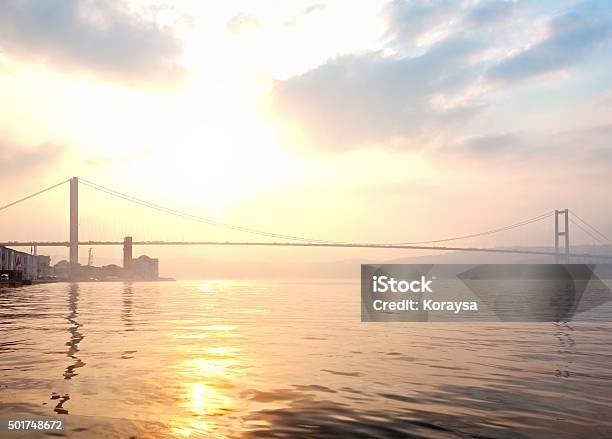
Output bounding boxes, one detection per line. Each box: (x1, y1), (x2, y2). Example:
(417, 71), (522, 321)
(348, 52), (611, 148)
(0, 277), (176, 288)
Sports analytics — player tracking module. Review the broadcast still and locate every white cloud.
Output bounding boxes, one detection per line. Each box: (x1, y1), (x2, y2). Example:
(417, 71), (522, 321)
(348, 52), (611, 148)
(0, 0), (184, 84)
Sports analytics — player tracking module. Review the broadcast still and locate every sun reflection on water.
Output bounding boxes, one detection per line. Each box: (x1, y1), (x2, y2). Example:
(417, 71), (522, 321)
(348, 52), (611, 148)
(167, 320), (246, 438)
(2, 281), (611, 438)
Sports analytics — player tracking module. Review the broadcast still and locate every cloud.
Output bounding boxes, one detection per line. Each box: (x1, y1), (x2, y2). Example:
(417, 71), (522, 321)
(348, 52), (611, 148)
(487, 1), (612, 82)
(0, 140), (65, 179)
(382, 0), (463, 46)
(271, 35), (486, 150)
(0, 0), (183, 84)
(271, 0), (612, 153)
(463, 132), (520, 154)
(464, 1), (519, 27)
(558, 123), (612, 162)
(452, 123), (612, 165)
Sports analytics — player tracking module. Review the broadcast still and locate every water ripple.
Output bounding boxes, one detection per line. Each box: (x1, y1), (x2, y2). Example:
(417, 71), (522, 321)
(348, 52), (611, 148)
(0, 281), (611, 438)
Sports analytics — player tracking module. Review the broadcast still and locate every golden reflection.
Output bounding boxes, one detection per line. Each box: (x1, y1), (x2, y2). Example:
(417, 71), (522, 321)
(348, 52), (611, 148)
(197, 325), (237, 331)
(171, 325), (240, 340)
(204, 347), (234, 356)
(189, 381), (235, 415)
(184, 357), (234, 379)
(166, 323), (246, 438)
(197, 281), (230, 293)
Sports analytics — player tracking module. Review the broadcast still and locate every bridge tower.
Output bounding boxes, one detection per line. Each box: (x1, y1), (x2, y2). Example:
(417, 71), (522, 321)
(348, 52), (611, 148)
(554, 209), (570, 263)
(69, 177), (79, 278)
(123, 236), (133, 273)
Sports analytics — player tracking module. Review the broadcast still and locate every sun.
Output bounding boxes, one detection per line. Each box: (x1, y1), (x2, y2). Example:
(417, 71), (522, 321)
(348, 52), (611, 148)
(136, 90), (299, 213)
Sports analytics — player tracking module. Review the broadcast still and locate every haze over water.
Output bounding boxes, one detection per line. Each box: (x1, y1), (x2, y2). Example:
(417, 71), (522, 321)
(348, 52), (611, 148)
(1, 281), (611, 438)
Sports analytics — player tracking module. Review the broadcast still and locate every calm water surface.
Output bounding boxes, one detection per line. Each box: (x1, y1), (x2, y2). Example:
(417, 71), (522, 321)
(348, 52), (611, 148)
(1, 281), (611, 438)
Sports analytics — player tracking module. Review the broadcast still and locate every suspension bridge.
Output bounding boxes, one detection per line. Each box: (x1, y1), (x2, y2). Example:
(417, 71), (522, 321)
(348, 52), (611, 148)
(1, 177), (612, 278)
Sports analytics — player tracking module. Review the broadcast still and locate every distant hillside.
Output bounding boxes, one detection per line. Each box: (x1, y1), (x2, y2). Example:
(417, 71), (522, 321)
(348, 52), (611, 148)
(312, 245), (612, 280)
(386, 245), (612, 265)
(42, 245), (612, 280)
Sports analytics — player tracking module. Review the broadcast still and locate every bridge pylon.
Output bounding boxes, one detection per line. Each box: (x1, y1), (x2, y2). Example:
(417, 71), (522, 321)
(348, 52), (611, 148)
(69, 177), (79, 279)
(123, 236), (133, 273)
(554, 209), (570, 263)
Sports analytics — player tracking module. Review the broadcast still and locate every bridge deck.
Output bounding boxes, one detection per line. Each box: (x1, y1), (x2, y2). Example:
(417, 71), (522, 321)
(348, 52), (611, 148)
(1, 241), (611, 260)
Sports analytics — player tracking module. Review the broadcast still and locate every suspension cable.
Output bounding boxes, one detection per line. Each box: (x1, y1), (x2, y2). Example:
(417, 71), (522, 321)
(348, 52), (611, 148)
(387, 211), (554, 245)
(79, 178), (345, 244)
(0, 176), (562, 247)
(569, 219), (609, 246)
(570, 211), (612, 246)
(0, 179), (70, 212)
(80, 178), (556, 247)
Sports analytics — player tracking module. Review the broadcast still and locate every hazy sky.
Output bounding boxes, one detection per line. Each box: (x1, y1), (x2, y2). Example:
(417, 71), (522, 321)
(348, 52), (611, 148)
(0, 0), (611, 273)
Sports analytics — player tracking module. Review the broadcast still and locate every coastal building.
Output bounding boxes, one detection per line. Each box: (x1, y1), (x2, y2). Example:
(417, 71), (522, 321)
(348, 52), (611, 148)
(122, 237), (160, 280)
(0, 246), (50, 281)
(130, 255), (159, 279)
(37, 255), (51, 278)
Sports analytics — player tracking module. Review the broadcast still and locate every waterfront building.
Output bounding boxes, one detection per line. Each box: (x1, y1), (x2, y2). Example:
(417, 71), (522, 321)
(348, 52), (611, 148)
(0, 246), (50, 281)
(130, 255), (159, 280)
